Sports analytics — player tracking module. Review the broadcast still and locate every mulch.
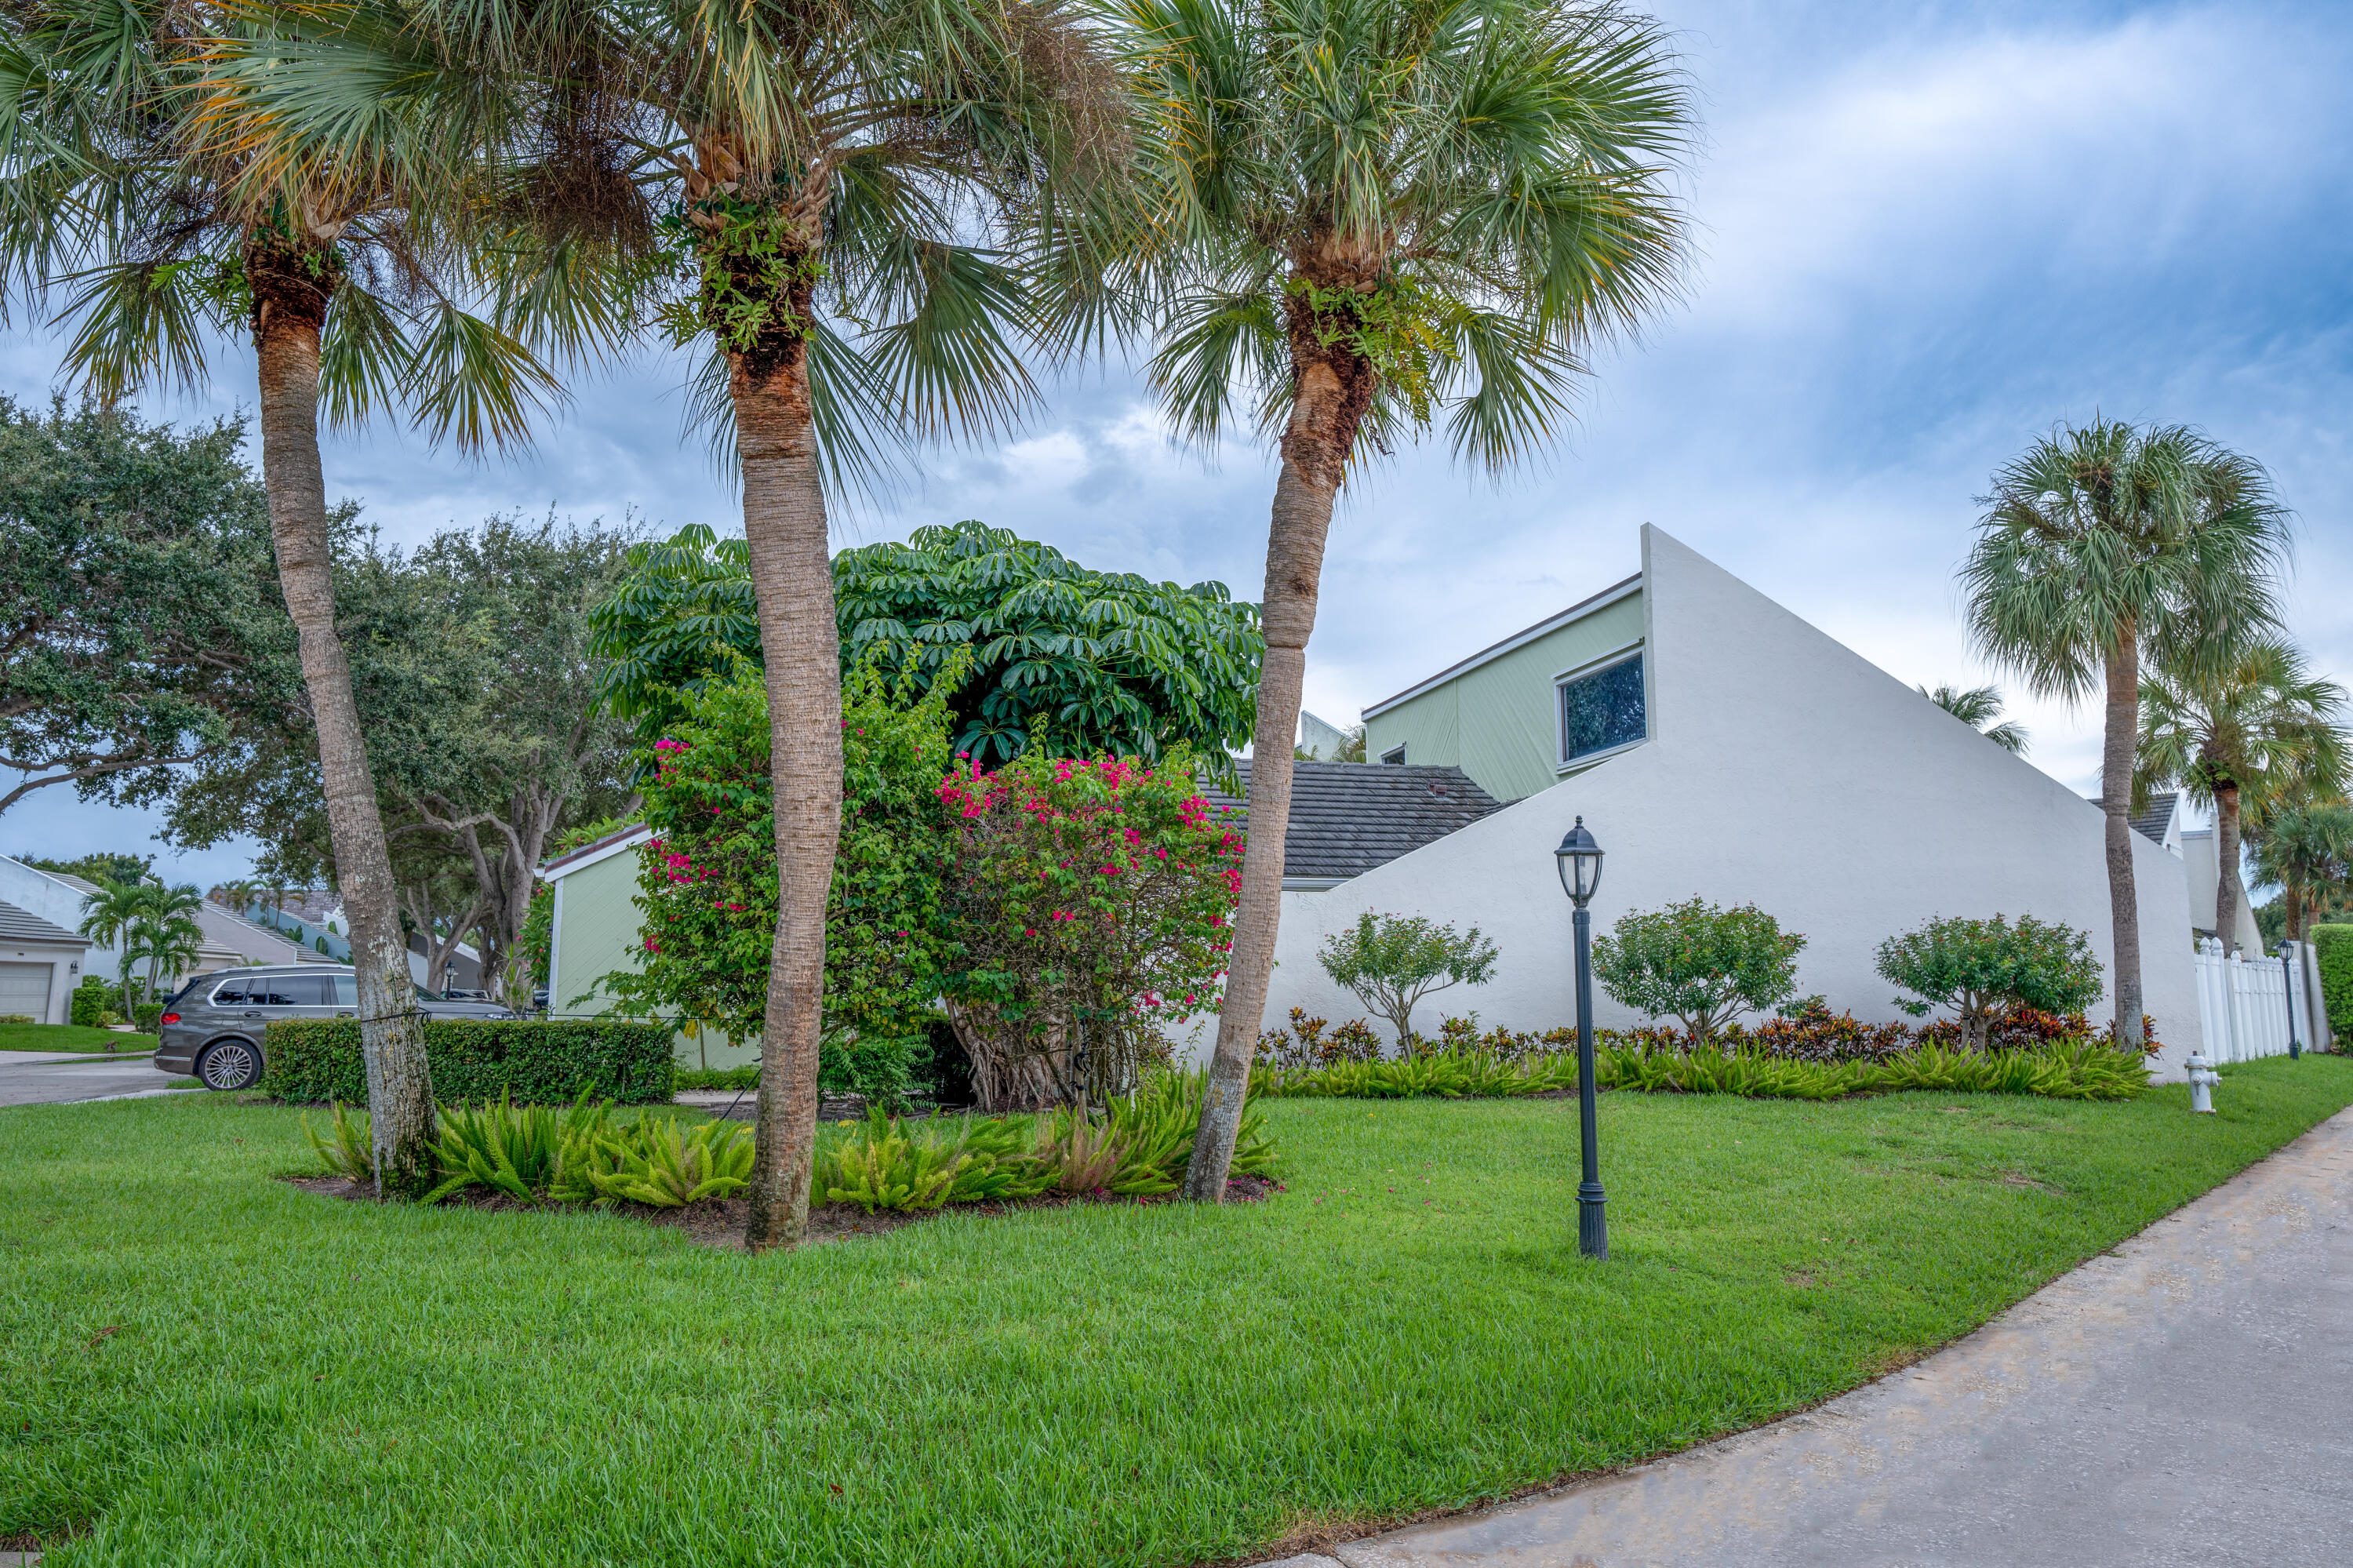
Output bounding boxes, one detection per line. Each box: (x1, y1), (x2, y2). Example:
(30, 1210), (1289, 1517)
(282, 1173), (1284, 1251)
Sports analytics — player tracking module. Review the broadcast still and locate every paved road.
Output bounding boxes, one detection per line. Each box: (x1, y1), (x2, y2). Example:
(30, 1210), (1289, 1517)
(1271, 1105), (2353, 1568)
(0, 1050), (199, 1107)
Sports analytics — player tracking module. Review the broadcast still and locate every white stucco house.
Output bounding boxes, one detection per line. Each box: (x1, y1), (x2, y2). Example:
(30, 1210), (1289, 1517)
(1242, 526), (2206, 1070)
(0, 899), (93, 1024)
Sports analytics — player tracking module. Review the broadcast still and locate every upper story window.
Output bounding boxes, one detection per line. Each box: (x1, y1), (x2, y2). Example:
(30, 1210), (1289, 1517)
(1558, 649), (1646, 767)
(1379, 744), (1407, 766)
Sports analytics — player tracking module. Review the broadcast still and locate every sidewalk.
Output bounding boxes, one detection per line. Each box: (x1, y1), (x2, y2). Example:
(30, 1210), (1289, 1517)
(1270, 1105), (2353, 1568)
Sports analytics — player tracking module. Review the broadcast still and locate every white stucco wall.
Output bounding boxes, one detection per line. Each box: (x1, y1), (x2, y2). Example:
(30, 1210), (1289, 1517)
(2178, 829), (2266, 955)
(1251, 526), (2202, 1073)
(0, 857), (122, 981)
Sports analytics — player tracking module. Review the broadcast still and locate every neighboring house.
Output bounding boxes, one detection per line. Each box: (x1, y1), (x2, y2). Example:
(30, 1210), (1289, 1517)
(1296, 711), (1356, 762)
(539, 825), (751, 1069)
(0, 857), (125, 982)
(1251, 526), (2202, 1068)
(0, 899), (93, 1024)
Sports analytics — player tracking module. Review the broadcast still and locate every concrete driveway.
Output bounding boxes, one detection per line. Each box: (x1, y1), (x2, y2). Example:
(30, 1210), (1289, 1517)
(1272, 1105), (2353, 1568)
(0, 1050), (201, 1107)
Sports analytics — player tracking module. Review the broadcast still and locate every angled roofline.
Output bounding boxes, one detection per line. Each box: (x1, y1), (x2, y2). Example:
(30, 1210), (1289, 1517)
(1360, 573), (1642, 721)
(540, 823), (653, 880)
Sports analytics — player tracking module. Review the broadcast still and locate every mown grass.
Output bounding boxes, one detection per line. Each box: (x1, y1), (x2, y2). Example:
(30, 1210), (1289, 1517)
(4, 1057), (2349, 1566)
(0, 1023), (154, 1053)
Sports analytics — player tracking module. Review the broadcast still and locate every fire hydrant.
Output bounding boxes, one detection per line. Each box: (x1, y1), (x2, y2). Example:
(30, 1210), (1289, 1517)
(2187, 1050), (2220, 1114)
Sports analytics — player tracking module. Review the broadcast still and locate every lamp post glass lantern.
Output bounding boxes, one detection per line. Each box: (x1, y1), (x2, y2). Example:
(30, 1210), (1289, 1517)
(1555, 817), (1607, 1260)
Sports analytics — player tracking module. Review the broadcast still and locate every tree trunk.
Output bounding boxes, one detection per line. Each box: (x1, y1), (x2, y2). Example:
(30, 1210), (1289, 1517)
(2286, 882), (2307, 944)
(2101, 628), (2144, 1046)
(1186, 293), (1376, 1202)
(730, 322), (842, 1253)
(249, 241), (436, 1196)
(2213, 780), (2246, 955)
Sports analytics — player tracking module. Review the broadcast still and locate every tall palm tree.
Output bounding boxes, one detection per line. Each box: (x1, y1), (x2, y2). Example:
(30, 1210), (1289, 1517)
(1919, 683), (2028, 755)
(2250, 799), (2353, 945)
(1123, 0), (1692, 1197)
(283, 0), (1124, 1246)
(76, 880), (147, 1017)
(2137, 638), (2348, 953)
(1, 1), (562, 1193)
(1960, 420), (2290, 1042)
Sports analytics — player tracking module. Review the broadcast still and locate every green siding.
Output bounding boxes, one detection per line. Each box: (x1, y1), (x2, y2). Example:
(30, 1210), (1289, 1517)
(550, 843), (758, 1070)
(1364, 589), (1644, 802)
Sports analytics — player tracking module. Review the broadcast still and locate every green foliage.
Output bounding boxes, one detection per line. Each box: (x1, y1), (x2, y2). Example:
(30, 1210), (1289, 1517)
(560, 1115), (755, 1208)
(1254, 1036), (2150, 1103)
(674, 1065), (760, 1091)
(818, 1034), (930, 1110)
(420, 1092), (586, 1203)
(1918, 683), (2028, 754)
(1875, 915), (2104, 1047)
(259, 1019), (674, 1105)
(1962, 420), (2293, 705)
(2311, 925), (2353, 1041)
(1316, 912), (1500, 1053)
(23, 851), (157, 886)
(69, 977), (110, 1029)
(2137, 638), (2348, 825)
(0, 398), (299, 817)
(939, 751), (1242, 1105)
(133, 1003), (164, 1031)
(588, 520), (1264, 767)
(1591, 899), (1807, 1042)
(602, 657), (958, 1058)
(302, 1101), (375, 1182)
(817, 1108), (1055, 1213)
(651, 200), (822, 351)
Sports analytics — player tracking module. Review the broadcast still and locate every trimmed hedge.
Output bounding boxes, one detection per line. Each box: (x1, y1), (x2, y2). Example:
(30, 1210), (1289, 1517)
(2311, 925), (2353, 1042)
(260, 1019), (675, 1104)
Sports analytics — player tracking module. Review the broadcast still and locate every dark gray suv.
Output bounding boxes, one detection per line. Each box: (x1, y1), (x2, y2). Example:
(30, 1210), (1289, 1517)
(155, 966), (518, 1090)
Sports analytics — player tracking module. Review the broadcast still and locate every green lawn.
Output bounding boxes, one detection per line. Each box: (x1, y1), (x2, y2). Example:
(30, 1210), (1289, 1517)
(0, 1023), (154, 1053)
(5, 1058), (2349, 1566)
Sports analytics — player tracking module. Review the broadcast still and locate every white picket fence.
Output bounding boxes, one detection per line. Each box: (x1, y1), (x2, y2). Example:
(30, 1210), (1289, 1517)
(2191, 939), (2308, 1064)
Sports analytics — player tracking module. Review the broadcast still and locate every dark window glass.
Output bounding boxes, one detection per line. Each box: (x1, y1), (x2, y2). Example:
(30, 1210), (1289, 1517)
(1560, 653), (1646, 764)
(1380, 744), (1407, 766)
(252, 974), (331, 1006)
(330, 975), (358, 1007)
(210, 979), (248, 1006)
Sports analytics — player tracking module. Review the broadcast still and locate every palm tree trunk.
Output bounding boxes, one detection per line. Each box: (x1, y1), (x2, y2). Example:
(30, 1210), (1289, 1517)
(2102, 627), (2144, 1046)
(2213, 780), (2246, 955)
(249, 242), (436, 1197)
(729, 332), (842, 1253)
(1186, 317), (1373, 1201)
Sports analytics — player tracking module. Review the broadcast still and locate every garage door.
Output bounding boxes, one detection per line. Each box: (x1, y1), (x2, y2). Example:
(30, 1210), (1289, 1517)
(0, 961), (53, 1021)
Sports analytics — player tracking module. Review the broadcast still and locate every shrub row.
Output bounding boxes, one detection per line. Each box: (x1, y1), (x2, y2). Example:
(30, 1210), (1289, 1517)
(1253, 1035), (2151, 1103)
(262, 1019), (675, 1104)
(2312, 925), (2353, 1040)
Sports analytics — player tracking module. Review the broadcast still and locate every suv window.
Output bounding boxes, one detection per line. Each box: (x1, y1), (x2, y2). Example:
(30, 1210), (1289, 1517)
(211, 977), (249, 1006)
(331, 974), (358, 1006)
(249, 974), (330, 1006)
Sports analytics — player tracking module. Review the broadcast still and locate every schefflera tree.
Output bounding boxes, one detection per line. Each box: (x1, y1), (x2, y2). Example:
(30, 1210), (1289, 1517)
(1122, 0), (1696, 1198)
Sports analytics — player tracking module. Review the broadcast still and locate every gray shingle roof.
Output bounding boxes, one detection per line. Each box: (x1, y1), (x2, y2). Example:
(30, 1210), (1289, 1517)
(0, 898), (91, 947)
(2089, 791), (2177, 844)
(1202, 761), (1504, 883)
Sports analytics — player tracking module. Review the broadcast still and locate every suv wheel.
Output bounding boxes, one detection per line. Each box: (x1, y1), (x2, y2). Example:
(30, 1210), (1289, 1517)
(196, 1040), (262, 1092)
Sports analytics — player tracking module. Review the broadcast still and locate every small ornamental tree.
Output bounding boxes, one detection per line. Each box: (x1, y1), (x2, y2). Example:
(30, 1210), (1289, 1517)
(937, 752), (1243, 1109)
(1875, 915), (2104, 1050)
(1592, 899), (1806, 1043)
(602, 660), (959, 1101)
(1317, 913), (1500, 1056)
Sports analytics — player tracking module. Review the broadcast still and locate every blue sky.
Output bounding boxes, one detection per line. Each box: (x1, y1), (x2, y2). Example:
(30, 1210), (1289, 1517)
(7, 0), (2351, 890)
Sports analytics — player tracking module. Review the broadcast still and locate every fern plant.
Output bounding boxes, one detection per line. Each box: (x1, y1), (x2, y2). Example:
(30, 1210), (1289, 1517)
(565, 1116), (757, 1208)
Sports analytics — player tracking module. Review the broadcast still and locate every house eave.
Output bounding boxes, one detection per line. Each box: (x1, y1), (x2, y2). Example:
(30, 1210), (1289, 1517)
(1361, 574), (1642, 721)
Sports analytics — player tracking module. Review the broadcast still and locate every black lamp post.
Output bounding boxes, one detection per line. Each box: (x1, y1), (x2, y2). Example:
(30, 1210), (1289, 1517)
(1555, 817), (1607, 1261)
(2278, 942), (2303, 1060)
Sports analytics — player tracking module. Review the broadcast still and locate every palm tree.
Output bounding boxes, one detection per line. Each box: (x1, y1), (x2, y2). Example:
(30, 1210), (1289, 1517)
(2137, 638), (2348, 953)
(217, 878), (266, 915)
(1920, 683), (2028, 755)
(76, 880), (147, 1017)
(276, 0), (1124, 1246)
(2250, 799), (2353, 944)
(1126, 0), (1692, 1197)
(127, 882), (208, 1002)
(1, 1), (564, 1193)
(1960, 420), (2291, 1042)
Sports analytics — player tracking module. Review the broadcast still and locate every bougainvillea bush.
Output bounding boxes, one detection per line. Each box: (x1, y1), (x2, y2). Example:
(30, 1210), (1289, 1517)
(601, 660), (958, 1104)
(937, 750), (1242, 1108)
